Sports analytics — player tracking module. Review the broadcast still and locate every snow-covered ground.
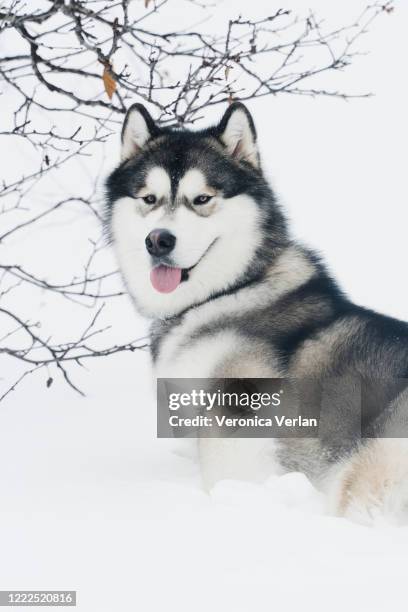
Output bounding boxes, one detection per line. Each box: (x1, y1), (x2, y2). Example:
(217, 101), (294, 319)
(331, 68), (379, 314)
(1, 2), (408, 610)
(2, 355), (408, 612)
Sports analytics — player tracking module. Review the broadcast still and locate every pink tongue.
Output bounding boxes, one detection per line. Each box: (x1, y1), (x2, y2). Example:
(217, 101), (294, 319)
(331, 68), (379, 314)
(150, 265), (182, 293)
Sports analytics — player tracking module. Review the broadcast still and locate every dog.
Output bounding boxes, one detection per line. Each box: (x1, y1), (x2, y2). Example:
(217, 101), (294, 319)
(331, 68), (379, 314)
(105, 102), (408, 525)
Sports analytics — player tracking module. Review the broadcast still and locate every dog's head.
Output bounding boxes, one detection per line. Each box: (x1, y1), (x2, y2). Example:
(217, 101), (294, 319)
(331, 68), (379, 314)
(106, 102), (287, 318)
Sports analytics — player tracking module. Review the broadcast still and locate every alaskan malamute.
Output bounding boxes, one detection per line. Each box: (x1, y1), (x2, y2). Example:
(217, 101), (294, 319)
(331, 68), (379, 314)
(106, 102), (408, 525)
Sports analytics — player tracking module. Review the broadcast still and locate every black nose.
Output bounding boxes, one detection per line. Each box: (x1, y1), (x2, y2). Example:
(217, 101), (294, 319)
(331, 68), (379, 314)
(145, 229), (176, 257)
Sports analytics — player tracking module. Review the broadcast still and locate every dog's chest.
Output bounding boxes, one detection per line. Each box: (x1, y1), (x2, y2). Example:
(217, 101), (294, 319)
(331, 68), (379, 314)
(152, 301), (242, 379)
(154, 322), (240, 378)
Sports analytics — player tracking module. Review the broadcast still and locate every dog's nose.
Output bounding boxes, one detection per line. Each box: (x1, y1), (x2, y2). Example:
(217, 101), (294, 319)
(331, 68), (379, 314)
(145, 229), (176, 257)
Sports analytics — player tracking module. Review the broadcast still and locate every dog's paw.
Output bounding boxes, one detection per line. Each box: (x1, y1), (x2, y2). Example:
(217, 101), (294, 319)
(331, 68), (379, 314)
(331, 439), (408, 526)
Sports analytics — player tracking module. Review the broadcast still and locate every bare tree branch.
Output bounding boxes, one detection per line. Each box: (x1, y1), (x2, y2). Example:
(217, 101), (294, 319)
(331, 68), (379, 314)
(0, 0), (394, 400)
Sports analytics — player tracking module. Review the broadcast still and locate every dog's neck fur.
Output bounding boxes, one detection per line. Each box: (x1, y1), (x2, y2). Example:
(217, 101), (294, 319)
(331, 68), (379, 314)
(149, 243), (320, 361)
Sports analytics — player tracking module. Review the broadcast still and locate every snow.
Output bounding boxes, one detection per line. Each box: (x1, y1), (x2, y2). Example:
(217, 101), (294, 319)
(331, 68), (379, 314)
(1, 1), (408, 610)
(2, 360), (408, 611)
(3, 359), (408, 612)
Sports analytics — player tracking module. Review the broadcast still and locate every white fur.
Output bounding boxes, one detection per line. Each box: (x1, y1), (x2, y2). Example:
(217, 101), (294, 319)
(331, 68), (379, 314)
(324, 439), (408, 525)
(156, 330), (239, 379)
(220, 108), (258, 167)
(121, 108), (151, 160)
(111, 166), (263, 318)
(143, 167), (171, 199)
(178, 168), (213, 200)
(199, 437), (278, 491)
(155, 329), (281, 490)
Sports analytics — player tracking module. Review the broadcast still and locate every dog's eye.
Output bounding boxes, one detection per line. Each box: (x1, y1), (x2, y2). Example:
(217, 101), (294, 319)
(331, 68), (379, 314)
(193, 195), (213, 205)
(142, 194), (157, 205)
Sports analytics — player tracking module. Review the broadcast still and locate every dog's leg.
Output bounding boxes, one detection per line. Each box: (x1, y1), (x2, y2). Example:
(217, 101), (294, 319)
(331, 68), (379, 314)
(329, 438), (408, 525)
(198, 437), (278, 491)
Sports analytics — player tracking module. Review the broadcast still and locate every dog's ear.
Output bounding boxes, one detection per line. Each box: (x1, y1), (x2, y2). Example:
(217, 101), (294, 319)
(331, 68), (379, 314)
(121, 104), (159, 160)
(216, 102), (259, 168)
